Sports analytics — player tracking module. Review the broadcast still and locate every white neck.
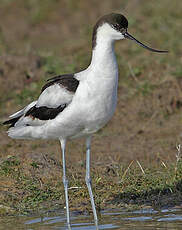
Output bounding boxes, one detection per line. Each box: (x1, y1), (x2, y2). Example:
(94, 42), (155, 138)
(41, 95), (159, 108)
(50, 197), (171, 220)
(89, 24), (118, 76)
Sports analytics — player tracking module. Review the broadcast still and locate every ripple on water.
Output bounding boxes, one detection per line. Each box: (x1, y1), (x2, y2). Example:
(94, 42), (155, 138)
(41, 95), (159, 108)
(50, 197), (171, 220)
(1, 208), (182, 230)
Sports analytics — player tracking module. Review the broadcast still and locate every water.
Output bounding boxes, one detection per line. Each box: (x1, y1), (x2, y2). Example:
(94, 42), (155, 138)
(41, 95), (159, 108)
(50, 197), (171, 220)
(1, 208), (182, 230)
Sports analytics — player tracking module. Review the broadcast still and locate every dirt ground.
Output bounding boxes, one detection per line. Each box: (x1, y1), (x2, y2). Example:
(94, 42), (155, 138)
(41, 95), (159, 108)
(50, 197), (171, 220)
(0, 0), (182, 215)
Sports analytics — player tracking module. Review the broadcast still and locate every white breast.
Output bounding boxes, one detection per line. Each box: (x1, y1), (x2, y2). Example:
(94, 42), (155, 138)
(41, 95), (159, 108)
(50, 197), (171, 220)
(71, 70), (118, 135)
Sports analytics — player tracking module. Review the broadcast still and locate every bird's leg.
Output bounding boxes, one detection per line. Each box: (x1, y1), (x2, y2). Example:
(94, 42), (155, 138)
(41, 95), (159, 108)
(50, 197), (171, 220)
(60, 139), (71, 229)
(85, 136), (98, 229)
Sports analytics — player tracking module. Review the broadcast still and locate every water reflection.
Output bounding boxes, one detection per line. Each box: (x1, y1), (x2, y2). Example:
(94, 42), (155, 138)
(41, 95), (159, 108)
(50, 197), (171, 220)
(1, 208), (182, 230)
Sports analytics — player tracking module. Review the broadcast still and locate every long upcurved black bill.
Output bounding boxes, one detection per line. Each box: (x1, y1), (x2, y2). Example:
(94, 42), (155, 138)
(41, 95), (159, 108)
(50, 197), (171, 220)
(124, 32), (168, 53)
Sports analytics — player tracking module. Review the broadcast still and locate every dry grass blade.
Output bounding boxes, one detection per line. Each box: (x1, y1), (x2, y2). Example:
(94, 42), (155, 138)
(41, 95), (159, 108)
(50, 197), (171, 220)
(128, 63), (139, 83)
(121, 160), (134, 182)
(174, 144), (181, 177)
(136, 160), (145, 175)
(161, 161), (167, 168)
(68, 186), (82, 190)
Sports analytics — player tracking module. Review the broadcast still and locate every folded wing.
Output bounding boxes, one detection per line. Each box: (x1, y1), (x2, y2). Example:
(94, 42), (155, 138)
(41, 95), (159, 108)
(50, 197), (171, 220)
(3, 74), (79, 127)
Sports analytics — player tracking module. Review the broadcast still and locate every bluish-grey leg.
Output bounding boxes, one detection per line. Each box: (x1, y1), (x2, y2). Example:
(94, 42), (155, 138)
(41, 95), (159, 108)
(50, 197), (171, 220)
(85, 136), (99, 229)
(60, 139), (71, 230)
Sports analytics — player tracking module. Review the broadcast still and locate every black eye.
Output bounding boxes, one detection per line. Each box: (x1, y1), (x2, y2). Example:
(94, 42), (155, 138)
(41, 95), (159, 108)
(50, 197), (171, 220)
(114, 23), (120, 29)
(120, 28), (127, 34)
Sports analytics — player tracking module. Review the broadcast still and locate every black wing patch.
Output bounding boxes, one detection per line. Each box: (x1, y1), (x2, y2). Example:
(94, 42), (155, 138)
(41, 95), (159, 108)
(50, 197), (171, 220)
(3, 116), (21, 127)
(25, 104), (67, 120)
(41, 74), (79, 93)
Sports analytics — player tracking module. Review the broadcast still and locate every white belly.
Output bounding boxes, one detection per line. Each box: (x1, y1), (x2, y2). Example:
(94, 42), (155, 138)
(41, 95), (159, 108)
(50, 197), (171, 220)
(70, 76), (118, 137)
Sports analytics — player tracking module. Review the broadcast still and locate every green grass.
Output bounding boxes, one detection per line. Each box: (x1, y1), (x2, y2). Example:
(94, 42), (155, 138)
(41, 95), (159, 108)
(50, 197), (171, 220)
(23, 0), (59, 25)
(0, 154), (182, 215)
(172, 67), (182, 78)
(15, 82), (43, 106)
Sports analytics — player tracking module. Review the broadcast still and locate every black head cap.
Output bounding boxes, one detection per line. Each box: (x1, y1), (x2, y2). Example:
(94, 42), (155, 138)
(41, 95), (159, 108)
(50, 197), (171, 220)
(92, 13), (128, 49)
(103, 13), (128, 31)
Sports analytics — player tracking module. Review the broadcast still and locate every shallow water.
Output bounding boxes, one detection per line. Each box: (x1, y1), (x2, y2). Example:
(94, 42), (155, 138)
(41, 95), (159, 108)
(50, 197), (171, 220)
(1, 208), (182, 230)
